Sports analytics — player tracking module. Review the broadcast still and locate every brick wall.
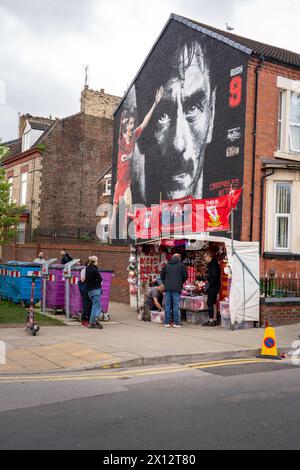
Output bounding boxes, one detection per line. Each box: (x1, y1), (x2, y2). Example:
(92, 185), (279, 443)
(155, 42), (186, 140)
(260, 298), (300, 326)
(242, 58), (300, 276)
(1, 242), (130, 304)
(39, 113), (114, 239)
(81, 87), (121, 119)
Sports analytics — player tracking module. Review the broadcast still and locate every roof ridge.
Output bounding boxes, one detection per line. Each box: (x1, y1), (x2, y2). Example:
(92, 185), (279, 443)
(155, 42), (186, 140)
(172, 13), (300, 67)
(179, 14), (300, 57)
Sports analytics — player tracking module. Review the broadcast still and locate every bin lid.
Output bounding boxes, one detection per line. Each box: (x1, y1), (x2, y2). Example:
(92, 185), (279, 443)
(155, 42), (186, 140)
(5, 261), (42, 268)
(48, 264), (66, 270)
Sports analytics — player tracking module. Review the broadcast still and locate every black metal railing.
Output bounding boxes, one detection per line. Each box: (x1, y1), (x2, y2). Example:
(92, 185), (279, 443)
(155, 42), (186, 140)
(260, 277), (300, 298)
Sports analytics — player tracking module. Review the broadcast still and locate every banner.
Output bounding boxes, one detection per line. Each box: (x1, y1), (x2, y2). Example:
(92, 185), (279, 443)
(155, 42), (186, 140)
(134, 205), (160, 239)
(134, 189), (243, 239)
(193, 189), (242, 233)
(161, 196), (193, 235)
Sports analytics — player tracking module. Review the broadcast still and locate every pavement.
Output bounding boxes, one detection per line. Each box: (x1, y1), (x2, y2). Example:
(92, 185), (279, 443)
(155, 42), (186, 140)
(0, 302), (299, 375)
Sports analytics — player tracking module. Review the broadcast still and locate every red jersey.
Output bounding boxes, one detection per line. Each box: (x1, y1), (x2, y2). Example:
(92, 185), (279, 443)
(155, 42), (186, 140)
(116, 126), (143, 186)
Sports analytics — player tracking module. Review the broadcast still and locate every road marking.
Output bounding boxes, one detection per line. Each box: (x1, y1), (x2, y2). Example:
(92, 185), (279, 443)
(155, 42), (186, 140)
(0, 358), (282, 384)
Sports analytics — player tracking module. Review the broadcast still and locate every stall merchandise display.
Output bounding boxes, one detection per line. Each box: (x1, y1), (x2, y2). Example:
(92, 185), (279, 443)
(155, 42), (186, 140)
(180, 296), (207, 311)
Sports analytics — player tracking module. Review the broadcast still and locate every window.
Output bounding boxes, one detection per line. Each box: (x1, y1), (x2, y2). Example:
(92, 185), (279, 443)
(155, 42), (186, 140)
(278, 91), (284, 150)
(276, 77), (300, 157)
(17, 222), (26, 244)
(100, 217), (109, 242)
(102, 225), (109, 241)
(289, 92), (300, 152)
(20, 172), (28, 205)
(7, 177), (13, 202)
(274, 182), (291, 250)
(103, 175), (112, 196)
(22, 121), (31, 152)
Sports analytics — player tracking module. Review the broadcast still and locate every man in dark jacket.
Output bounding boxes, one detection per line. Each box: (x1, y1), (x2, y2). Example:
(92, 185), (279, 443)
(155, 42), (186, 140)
(202, 251), (221, 327)
(161, 253), (188, 328)
(61, 249), (72, 265)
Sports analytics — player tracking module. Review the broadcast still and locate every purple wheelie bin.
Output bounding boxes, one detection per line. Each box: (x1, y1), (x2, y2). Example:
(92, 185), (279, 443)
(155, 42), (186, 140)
(100, 270), (114, 314)
(67, 267), (114, 320)
(44, 264), (65, 312)
(69, 266), (83, 318)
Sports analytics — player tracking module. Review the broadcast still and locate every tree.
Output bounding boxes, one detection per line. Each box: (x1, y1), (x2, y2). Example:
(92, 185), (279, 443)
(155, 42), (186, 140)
(0, 168), (24, 244)
(0, 138), (8, 159)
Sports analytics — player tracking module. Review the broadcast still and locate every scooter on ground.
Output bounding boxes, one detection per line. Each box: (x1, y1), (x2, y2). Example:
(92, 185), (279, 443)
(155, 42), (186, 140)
(25, 272), (40, 336)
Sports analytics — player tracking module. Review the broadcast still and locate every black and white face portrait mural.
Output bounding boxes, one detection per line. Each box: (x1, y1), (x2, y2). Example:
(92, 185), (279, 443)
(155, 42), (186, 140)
(153, 40), (216, 200)
(112, 19), (248, 240)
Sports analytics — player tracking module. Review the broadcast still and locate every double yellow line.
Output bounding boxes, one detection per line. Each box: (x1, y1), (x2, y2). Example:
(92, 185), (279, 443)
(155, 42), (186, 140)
(0, 358), (274, 384)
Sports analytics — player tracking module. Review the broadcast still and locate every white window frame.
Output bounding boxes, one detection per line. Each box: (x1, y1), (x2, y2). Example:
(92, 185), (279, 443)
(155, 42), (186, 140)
(274, 181), (292, 252)
(17, 222), (26, 244)
(100, 217), (109, 242)
(289, 92), (300, 152)
(275, 77), (300, 160)
(20, 172), (28, 205)
(102, 224), (109, 241)
(103, 174), (112, 196)
(22, 120), (31, 152)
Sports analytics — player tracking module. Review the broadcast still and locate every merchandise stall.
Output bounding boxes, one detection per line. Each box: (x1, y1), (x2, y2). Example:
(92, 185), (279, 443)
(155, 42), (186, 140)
(129, 235), (260, 329)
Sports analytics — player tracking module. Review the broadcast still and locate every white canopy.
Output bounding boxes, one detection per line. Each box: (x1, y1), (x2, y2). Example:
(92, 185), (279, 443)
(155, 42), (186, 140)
(170, 234), (260, 324)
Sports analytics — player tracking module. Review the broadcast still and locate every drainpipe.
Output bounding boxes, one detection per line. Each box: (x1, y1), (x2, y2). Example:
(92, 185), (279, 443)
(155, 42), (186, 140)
(259, 168), (275, 256)
(250, 56), (264, 241)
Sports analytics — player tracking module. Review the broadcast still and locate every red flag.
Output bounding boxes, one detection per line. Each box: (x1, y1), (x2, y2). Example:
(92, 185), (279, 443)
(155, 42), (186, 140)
(134, 205), (161, 239)
(161, 196), (193, 236)
(229, 188), (243, 208)
(193, 188), (243, 233)
(193, 195), (231, 233)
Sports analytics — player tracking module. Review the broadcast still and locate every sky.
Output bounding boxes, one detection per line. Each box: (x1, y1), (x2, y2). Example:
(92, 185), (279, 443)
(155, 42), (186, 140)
(0, 0), (299, 141)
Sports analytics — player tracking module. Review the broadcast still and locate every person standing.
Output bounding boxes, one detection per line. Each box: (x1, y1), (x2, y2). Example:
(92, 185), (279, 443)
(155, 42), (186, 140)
(85, 256), (103, 329)
(202, 251), (221, 327)
(61, 248), (72, 265)
(161, 253), (188, 328)
(34, 252), (46, 264)
(78, 260), (92, 326)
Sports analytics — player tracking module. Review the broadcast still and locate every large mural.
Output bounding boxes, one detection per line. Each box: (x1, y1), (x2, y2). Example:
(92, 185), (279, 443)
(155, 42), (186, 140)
(111, 19), (248, 241)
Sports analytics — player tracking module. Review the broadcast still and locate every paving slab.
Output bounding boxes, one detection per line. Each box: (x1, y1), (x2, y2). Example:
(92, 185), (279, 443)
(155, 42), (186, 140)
(0, 302), (299, 375)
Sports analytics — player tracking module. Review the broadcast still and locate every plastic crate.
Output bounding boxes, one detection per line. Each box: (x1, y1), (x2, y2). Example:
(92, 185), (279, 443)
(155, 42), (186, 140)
(221, 316), (232, 329)
(151, 310), (165, 324)
(180, 296), (208, 311)
(186, 310), (209, 325)
(235, 321), (255, 330)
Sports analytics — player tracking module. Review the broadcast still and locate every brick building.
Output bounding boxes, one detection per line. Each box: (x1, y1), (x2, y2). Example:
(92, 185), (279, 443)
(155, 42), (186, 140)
(111, 13), (300, 277)
(2, 88), (121, 243)
(1, 115), (56, 242)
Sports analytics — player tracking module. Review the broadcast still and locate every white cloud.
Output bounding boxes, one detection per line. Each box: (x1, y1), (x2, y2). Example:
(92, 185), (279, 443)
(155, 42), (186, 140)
(0, 0), (299, 141)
